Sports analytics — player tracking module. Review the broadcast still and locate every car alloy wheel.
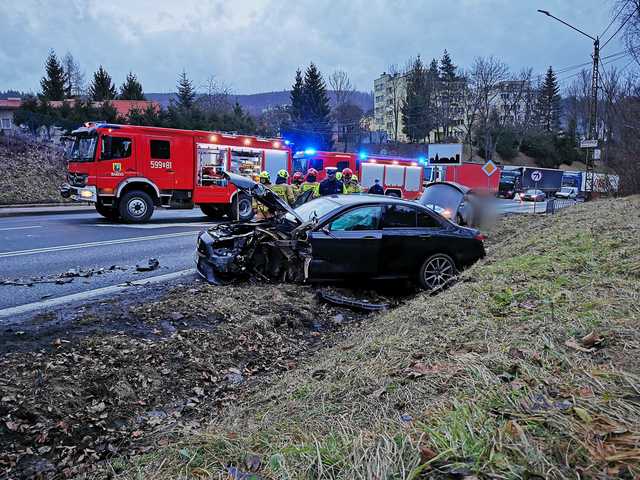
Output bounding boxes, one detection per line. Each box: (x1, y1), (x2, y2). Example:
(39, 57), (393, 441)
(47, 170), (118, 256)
(420, 253), (457, 291)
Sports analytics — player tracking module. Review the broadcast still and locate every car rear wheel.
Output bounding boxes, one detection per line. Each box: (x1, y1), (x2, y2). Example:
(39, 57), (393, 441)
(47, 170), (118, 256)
(419, 253), (457, 291)
(228, 193), (254, 221)
(119, 190), (154, 223)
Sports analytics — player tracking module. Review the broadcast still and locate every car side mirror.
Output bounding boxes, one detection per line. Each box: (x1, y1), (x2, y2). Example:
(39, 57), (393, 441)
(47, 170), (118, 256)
(322, 225), (331, 235)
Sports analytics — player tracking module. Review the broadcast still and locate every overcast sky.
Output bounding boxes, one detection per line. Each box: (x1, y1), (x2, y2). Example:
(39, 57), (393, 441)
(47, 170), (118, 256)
(1, 0), (628, 95)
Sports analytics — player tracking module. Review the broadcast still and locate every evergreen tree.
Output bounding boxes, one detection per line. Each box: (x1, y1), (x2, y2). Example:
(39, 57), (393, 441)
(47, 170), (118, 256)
(40, 50), (66, 100)
(402, 56), (434, 143)
(537, 66), (561, 132)
(439, 50), (457, 81)
(429, 58), (440, 80)
(290, 69), (304, 122)
(88, 66), (116, 101)
(176, 70), (196, 110)
(302, 63), (333, 150)
(119, 72), (145, 100)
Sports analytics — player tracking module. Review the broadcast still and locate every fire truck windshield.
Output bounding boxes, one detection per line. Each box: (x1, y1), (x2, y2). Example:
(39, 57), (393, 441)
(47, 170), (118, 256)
(68, 134), (97, 162)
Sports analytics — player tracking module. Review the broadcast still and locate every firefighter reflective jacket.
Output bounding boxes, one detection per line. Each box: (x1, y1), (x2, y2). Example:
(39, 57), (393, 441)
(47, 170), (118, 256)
(301, 182), (320, 197)
(344, 183), (362, 194)
(271, 183), (295, 205)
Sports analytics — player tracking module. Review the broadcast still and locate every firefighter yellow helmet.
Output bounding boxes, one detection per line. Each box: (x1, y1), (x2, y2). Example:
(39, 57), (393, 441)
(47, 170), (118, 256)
(259, 171), (270, 180)
(351, 174), (358, 182)
(277, 169), (289, 178)
(336, 172), (343, 180)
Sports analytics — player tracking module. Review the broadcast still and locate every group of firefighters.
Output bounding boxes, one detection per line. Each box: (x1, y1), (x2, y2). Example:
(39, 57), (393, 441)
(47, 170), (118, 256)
(256, 167), (371, 206)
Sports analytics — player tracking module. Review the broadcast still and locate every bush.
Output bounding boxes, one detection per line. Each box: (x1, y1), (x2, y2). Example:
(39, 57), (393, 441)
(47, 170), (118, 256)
(495, 129), (519, 160)
(554, 135), (581, 166)
(520, 133), (559, 168)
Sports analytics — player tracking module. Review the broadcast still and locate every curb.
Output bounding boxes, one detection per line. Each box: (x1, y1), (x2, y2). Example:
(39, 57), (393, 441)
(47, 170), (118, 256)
(0, 205), (94, 218)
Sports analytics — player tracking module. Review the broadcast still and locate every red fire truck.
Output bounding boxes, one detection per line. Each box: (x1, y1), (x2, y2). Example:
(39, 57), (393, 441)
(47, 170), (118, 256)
(292, 150), (424, 200)
(61, 123), (291, 222)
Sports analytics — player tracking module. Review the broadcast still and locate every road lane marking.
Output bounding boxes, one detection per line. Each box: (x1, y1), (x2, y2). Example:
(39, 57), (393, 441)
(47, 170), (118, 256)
(0, 225), (42, 232)
(0, 269), (197, 320)
(93, 223), (215, 229)
(0, 231), (198, 258)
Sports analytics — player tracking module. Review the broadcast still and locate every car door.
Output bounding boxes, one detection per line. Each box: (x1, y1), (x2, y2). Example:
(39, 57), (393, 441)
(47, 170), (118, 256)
(380, 204), (419, 275)
(308, 205), (383, 278)
(381, 206), (449, 275)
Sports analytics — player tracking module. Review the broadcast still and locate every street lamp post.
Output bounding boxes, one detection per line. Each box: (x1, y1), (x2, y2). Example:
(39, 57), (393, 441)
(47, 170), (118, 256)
(537, 9), (599, 199)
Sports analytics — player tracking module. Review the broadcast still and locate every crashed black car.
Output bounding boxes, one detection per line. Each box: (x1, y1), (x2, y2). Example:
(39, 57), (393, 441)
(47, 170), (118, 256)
(195, 173), (486, 291)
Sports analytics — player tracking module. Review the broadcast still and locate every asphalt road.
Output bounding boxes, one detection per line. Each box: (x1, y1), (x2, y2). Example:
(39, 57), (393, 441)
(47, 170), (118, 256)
(0, 208), (217, 312)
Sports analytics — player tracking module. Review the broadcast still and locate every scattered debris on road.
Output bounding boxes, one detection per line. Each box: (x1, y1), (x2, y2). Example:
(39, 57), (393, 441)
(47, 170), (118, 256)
(135, 258), (160, 272)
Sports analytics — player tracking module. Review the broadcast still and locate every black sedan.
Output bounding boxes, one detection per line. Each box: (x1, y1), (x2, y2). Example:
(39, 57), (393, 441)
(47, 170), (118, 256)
(196, 173), (486, 291)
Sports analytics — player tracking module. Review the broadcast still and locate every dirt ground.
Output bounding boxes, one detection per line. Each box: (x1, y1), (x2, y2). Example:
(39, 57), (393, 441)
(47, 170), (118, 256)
(0, 276), (411, 478)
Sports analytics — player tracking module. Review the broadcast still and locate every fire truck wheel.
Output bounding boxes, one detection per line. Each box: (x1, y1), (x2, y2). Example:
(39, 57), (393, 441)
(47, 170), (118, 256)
(229, 193), (254, 221)
(119, 190), (154, 223)
(95, 202), (120, 221)
(199, 204), (225, 219)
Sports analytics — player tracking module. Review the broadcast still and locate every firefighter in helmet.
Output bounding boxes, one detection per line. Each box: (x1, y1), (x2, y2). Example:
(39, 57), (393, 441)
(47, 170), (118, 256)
(271, 169), (295, 205)
(301, 168), (320, 197)
(349, 174), (362, 193)
(255, 171), (272, 217)
(342, 168), (359, 194)
(291, 171), (304, 198)
(258, 170), (271, 185)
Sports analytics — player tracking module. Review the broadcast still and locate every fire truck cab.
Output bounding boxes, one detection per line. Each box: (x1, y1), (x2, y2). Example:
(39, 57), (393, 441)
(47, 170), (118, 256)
(292, 150), (423, 200)
(61, 123), (290, 222)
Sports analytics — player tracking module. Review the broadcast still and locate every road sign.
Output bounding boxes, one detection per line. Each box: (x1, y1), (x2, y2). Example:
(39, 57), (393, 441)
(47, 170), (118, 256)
(427, 144), (462, 166)
(580, 139), (598, 148)
(530, 170), (543, 182)
(593, 148), (601, 160)
(481, 160), (498, 177)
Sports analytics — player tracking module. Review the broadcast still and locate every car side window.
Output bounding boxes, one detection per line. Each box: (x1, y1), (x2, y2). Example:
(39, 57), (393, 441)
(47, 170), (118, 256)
(329, 206), (382, 231)
(382, 205), (416, 228)
(417, 209), (440, 228)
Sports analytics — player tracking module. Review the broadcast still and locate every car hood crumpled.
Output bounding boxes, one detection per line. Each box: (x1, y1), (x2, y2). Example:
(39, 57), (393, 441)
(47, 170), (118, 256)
(224, 172), (303, 223)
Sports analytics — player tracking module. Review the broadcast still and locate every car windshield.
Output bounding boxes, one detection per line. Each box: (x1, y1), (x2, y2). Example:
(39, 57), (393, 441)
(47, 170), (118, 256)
(419, 184), (464, 213)
(525, 189), (539, 195)
(561, 187), (573, 193)
(286, 197), (340, 223)
(67, 134), (97, 162)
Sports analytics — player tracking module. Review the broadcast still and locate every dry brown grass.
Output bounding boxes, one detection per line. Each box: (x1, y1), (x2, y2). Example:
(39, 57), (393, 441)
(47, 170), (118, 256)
(111, 196), (640, 479)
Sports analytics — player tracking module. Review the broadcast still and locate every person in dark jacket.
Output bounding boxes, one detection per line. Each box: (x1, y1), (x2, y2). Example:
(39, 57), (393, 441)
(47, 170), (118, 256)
(318, 168), (345, 196)
(368, 179), (384, 195)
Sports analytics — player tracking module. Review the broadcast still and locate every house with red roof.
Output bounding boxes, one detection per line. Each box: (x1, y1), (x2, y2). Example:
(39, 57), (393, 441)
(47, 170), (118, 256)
(0, 98), (21, 131)
(48, 99), (160, 119)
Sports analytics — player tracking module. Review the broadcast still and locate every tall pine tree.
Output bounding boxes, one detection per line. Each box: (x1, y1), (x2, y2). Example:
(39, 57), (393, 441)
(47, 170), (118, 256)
(429, 58), (440, 80)
(537, 66), (561, 133)
(176, 70), (196, 110)
(402, 56), (434, 143)
(119, 72), (145, 100)
(302, 63), (332, 150)
(290, 69), (304, 124)
(40, 50), (66, 100)
(439, 50), (457, 81)
(89, 66), (116, 101)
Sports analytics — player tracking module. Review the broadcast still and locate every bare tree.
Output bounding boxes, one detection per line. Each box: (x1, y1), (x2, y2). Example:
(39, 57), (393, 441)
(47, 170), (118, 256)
(471, 56), (510, 160)
(328, 70), (354, 107)
(618, 0), (640, 67)
(62, 52), (85, 98)
(387, 64), (404, 143)
(198, 75), (231, 114)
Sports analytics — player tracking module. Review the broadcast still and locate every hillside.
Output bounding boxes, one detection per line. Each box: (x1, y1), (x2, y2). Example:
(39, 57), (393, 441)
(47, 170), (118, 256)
(108, 197), (640, 479)
(0, 134), (67, 205)
(146, 90), (374, 115)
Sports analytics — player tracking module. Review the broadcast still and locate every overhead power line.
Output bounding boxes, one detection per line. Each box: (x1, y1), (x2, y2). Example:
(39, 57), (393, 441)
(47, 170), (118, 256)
(601, 0), (631, 38)
(602, 3), (640, 49)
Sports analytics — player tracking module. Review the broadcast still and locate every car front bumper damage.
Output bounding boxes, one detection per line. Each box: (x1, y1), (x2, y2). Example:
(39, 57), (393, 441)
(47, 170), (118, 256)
(196, 221), (311, 286)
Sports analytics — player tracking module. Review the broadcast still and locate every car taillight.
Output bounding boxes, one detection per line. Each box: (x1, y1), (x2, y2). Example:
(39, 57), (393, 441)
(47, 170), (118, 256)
(475, 233), (487, 241)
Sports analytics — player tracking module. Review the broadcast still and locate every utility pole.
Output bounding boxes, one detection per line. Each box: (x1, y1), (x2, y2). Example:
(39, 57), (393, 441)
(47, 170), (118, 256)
(537, 9), (600, 200)
(585, 38), (600, 199)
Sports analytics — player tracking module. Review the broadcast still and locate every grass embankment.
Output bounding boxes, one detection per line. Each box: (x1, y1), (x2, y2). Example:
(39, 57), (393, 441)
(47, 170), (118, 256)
(119, 197), (640, 479)
(0, 134), (67, 205)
